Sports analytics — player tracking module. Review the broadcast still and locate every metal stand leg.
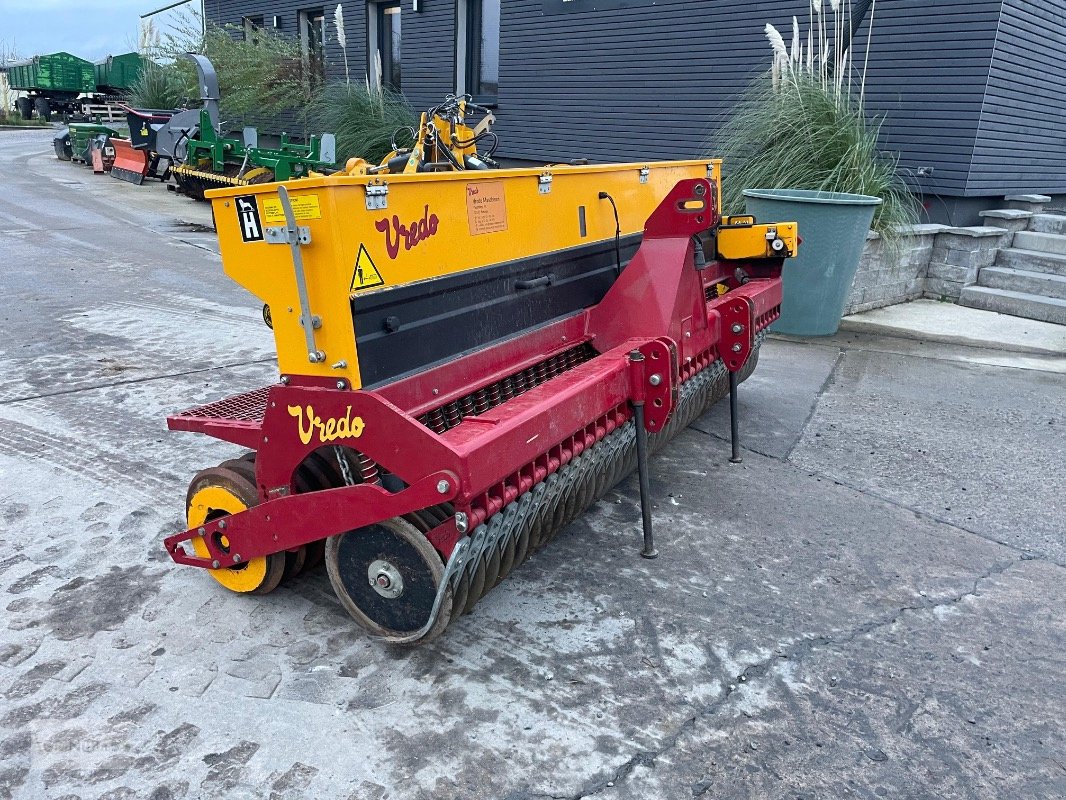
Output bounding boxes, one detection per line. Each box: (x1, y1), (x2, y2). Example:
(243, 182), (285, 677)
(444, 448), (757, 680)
(633, 401), (658, 559)
(728, 371), (742, 464)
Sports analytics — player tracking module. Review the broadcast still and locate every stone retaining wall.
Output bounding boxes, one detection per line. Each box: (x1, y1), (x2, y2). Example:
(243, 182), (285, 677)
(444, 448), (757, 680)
(843, 223), (1013, 315)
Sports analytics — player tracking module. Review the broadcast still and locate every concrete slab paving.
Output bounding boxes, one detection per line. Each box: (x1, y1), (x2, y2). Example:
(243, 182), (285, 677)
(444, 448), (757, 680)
(787, 346), (1065, 563)
(693, 339), (842, 459)
(840, 298), (1066, 355)
(0, 128), (1063, 799)
(609, 558), (1065, 800)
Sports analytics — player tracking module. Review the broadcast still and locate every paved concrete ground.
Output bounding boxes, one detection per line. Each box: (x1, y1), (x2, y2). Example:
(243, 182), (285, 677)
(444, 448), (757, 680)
(0, 128), (1063, 800)
(841, 299), (1066, 357)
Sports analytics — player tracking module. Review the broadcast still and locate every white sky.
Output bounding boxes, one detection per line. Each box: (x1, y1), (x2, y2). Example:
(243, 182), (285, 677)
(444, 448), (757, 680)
(1, 0), (200, 61)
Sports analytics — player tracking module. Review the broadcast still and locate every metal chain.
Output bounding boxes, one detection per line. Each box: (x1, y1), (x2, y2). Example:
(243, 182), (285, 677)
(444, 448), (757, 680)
(334, 445), (356, 486)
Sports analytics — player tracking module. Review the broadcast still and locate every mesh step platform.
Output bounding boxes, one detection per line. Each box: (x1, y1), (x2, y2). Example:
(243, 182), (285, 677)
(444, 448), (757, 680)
(167, 385), (272, 447)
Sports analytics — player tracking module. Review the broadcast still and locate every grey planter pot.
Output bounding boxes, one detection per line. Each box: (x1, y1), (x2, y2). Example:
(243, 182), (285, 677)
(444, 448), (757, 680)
(743, 188), (881, 336)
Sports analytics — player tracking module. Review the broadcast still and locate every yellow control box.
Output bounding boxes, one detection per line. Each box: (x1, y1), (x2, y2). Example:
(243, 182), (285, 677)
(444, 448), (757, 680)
(716, 215), (798, 260)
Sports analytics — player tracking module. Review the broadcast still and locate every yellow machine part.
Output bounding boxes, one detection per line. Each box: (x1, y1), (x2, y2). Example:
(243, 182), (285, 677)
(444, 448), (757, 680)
(187, 484), (274, 592)
(716, 216), (799, 261)
(171, 163), (272, 187)
(398, 107), (485, 174)
(340, 100), (495, 176)
(207, 160), (722, 389)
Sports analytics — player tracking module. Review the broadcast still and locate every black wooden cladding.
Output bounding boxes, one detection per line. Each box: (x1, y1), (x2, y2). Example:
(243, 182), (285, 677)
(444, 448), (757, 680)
(209, 0), (1066, 197)
(967, 0), (1066, 196)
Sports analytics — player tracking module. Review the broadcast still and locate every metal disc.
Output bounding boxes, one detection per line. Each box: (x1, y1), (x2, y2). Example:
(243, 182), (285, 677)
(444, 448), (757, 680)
(303, 539), (326, 570)
(548, 472), (571, 543)
(451, 570), (471, 618)
(562, 454), (589, 527)
(513, 515), (533, 568)
(291, 450), (347, 573)
(531, 474), (561, 552)
(481, 544), (502, 593)
(463, 555), (488, 615)
(325, 517), (452, 642)
(496, 533), (517, 588)
(298, 451), (337, 490)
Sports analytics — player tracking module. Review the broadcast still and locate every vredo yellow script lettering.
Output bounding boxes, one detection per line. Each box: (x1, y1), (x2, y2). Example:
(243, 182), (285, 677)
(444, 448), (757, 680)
(287, 405), (366, 445)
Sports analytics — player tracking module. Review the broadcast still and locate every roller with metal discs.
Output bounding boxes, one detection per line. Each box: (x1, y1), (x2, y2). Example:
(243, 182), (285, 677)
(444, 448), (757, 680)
(163, 97), (798, 644)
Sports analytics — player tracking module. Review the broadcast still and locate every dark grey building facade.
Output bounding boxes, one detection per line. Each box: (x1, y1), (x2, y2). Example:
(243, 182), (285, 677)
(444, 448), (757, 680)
(204, 0), (1066, 213)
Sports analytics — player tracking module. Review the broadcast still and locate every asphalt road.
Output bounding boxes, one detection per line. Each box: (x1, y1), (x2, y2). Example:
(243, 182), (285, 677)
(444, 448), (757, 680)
(0, 128), (1063, 800)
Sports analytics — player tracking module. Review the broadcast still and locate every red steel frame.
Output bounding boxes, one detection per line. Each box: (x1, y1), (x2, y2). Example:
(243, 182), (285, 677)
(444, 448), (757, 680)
(165, 178), (784, 570)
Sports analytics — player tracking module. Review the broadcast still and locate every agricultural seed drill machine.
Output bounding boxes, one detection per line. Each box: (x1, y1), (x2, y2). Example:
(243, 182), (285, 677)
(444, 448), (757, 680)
(164, 98), (798, 644)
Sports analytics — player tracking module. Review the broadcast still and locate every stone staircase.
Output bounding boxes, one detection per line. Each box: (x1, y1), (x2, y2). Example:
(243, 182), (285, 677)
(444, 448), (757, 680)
(961, 196), (1066, 324)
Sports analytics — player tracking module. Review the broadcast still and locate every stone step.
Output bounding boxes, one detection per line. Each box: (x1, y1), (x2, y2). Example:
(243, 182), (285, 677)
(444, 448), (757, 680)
(978, 209), (1030, 236)
(995, 247), (1066, 277)
(978, 266), (1066, 300)
(1012, 230), (1066, 255)
(1005, 193), (1051, 213)
(959, 286), (1066, 325)
(1028, 213), (1066, 236)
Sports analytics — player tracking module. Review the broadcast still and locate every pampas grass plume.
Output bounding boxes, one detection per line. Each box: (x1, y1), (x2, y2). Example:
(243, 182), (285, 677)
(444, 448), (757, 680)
(334, 3), (346, 48)
(764, 23), (788, 66)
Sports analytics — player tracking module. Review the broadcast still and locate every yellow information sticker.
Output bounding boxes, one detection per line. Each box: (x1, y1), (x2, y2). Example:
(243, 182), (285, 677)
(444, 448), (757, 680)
(465, 181), (508, 235)
(262, 194), (322, 224)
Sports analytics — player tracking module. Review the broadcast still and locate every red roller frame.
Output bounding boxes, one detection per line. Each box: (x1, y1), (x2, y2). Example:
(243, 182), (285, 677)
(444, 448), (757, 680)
(164, 178), (785, 571)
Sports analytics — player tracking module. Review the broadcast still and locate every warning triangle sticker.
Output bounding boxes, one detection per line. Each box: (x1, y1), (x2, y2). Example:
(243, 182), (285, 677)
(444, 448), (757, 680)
(350, 244), (385, 292)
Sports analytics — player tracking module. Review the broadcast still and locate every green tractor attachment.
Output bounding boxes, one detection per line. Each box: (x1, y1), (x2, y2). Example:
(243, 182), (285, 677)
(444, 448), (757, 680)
(66, 122), (120, 164)
(169, 108), (337, 200)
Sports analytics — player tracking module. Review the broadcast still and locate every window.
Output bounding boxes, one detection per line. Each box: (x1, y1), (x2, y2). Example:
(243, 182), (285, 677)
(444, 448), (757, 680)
(242, 15), (264, 44)
(462, 0), (500, 104)
(376, 3), (402, 91)
(299, 8), (326, 87)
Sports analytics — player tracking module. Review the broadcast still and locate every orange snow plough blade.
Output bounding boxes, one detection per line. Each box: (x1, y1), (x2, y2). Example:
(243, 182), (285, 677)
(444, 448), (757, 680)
(110, 137), (149, 185)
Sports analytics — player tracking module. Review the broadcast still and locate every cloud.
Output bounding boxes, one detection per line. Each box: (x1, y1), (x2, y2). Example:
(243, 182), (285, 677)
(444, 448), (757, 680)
(2, 1), (196, 60)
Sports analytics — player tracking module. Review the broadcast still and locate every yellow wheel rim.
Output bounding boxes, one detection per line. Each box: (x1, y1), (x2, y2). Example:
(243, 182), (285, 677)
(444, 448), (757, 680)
(187, 485), (270, 593)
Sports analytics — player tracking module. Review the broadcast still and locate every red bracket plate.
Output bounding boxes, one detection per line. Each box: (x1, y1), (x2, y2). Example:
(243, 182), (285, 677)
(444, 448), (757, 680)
(717, 295), (755, 372)
(164, 469), (459, 568)
(627, 338), (678, 433)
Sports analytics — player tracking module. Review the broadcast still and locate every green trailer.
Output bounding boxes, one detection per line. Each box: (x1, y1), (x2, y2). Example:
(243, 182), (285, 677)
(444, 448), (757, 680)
(94, 53), (144, 95)
(6, 52), (95, 121)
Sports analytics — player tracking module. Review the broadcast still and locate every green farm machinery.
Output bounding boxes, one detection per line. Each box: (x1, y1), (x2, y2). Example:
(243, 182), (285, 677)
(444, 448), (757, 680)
(62, 123), (120, 163)
(93, 53), (143, 95)
(6, 51), (143, 121)
(43, 52), (336, 196)
(7, 52), (94, 120)
(158, 54), (336, 200)
(169, 109), (336, 199)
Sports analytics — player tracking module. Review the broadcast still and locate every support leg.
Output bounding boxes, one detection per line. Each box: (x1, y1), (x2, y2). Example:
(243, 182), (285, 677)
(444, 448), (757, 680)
(728, 370), (742, 464)
(633, 401), (658, 559)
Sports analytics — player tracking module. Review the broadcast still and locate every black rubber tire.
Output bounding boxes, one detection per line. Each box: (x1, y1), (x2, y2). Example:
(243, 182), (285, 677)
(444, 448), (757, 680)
(16, 98), (32, 120)
(53, 130), (72, 161)
(33, 97), (50, 122)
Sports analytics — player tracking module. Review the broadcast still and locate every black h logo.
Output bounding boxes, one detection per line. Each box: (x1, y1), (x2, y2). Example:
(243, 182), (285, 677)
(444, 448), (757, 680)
(235, 195), (263, 242)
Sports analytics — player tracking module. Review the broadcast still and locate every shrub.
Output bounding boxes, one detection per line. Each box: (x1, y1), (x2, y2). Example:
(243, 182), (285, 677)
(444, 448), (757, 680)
(126, 61), (184, 110)
(312, 81), (418, 165)
(713, 1), (917, 238)
(135, 8), (311, 120)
